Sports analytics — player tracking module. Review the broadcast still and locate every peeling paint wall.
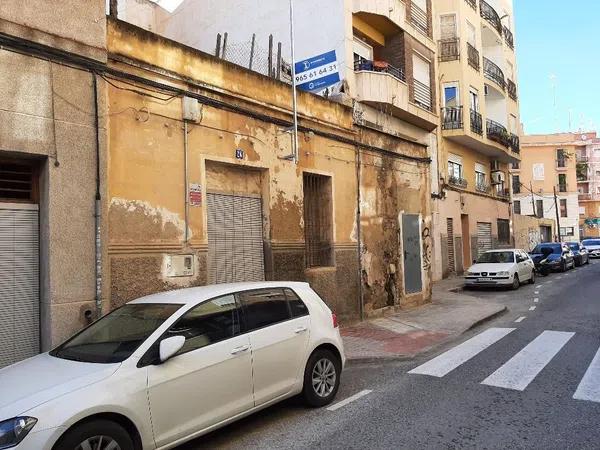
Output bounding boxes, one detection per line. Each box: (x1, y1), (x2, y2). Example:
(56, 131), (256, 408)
(106, 18), (432, 320)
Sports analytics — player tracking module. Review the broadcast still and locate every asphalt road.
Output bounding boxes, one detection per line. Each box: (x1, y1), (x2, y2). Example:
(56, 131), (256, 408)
(180, 260), (600, 450)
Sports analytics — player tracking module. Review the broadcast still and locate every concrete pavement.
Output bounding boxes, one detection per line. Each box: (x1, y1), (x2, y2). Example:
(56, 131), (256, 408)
(341, 276), (506, 362)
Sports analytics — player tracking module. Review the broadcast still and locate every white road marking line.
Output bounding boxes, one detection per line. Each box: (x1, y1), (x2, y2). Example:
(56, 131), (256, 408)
(515, 316), (526, 323)
(574, 346), (600, 403)
(408, 328), (515, 378)
(534, 291), (540, 294)
(529, 306), (537, 311)
(534, 298), (540, 302)
(481, 331), (575, 391)
(536, 285), (542, 288)
(327, 389), (372, 411)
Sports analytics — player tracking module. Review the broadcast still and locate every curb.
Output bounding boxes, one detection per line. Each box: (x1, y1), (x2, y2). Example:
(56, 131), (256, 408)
(344, 306), (508, 365)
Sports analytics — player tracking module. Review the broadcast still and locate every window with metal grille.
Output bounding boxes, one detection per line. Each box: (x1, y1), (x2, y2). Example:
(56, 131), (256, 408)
(560, 199), (568, 218)
(513, 200), (521, 215)
(303, 173), (334, 268)
(0, 162), (37, 202)
(497, 219), (510, 244)
(536, 200), (543, 218)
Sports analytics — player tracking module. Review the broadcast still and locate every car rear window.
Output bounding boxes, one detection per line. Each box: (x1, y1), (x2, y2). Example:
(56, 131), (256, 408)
(284, 288), (309, 317)
(532, 244), (561, 254)
(238, 288), (291, 331)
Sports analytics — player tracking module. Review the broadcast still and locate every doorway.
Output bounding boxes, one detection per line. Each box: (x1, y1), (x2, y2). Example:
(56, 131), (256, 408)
(461, 214), (471, 268)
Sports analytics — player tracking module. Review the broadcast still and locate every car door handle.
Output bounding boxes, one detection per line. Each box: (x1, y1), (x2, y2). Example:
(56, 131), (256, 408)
(231, 345), (249, 355)
(294, 326), (308, 334)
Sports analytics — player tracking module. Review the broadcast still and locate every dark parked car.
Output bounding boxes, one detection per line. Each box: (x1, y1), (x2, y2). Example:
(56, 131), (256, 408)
(567, 242), (589, 266)
(582, 239), (600, 258)
(529, 243), (575, 272)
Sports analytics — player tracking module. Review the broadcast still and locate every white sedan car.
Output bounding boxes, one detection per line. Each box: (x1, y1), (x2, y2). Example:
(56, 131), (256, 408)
(0, 282), (345, 450)
(464, 249), (536, 290)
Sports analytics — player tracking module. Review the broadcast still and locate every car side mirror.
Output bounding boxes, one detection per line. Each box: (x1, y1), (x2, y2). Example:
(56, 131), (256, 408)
(159, 335), (186, 363)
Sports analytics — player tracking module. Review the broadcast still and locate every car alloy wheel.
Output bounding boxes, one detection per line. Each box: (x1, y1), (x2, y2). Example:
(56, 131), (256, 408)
(76, 436), (121, 450)
(312, 358), (337, 398)
(511, 274), (520, 290)
(529, 270), (536, 284)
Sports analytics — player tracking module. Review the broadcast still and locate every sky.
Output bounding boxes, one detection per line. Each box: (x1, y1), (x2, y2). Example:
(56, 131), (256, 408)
(515, 1), (600, 135)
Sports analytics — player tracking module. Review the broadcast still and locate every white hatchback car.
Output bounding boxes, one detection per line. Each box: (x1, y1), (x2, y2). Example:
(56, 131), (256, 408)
(0, 282), (345, 450)
(464, 249), (536, 290)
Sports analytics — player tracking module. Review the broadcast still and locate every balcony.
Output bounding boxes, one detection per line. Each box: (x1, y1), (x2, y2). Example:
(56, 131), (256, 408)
(439, 38), (460, 62)
(579, 193), (592, 201)
(476, 182), (492, 194)
(486, 119), (511, 148)
(442, 106), (463, 130)
(465, 0), (477, 10)
(483, 57), (506, 90)
(354, 58), (437, 130)
(410, 2), (430, 37)
(467, 43), (480, 71)
(503, 26), (514, 49)
(495, 188), (511, 200)
(577, 155), (589, 163)
(507, 79), (517, 101)
(471, 109), (483, 135)
(352, 0), (406, 34)
(480, 0), (503, 36)
(448, 176), (468, 189)
(509, 133), (520, 153)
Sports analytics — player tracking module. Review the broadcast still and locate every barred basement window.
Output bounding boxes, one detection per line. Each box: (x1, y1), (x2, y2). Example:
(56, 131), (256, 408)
(497, 219), (510, 244)
(303, 173), (334, 268)
(513, 200), (521, 215)
(0, 161), (38, 202)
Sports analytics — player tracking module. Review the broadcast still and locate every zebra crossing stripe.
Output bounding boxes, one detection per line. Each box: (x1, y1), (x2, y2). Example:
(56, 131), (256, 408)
(573, 346), (600, 403)
(408, 328), (515, 378)
(481, 331), (574, 391)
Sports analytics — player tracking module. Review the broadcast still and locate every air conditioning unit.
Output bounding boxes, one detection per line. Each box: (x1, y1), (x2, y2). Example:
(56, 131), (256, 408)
(490, 160), (501, 171)
(491, 172), (504, 184)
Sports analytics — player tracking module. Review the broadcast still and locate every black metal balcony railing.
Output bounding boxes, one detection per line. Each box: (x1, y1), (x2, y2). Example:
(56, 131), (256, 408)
(558, 184), (568, 193)
(483, 57), (506, 90)
(507, 79), (517, 100)
(579, 193), (592, 201)
(413, 79), (433, 111)
(467, 43), (480, 71)
(476, 182), (491, 194)
(486, 119), (511, 148)
(354, 58), (406, 82)
(495, 188), (511, 199)
(470, 109), (483, 135)
(442, 106), (463, 130)
(410, 2), (430, 36)
(509, 133), (520, 153)
(503, 26), (514, 49)
(577, 155), (589, 163)
(439, 38), (460, 62)
(449, 176), (468, 189)
(511, 162), (521, 170)
(465, 0), (477, 10)
(480, 0), (503, 35)
(556, 158), (567, 168)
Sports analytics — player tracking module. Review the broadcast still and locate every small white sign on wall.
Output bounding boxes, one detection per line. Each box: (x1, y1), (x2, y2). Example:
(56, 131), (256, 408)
(533, 163), (545, 181)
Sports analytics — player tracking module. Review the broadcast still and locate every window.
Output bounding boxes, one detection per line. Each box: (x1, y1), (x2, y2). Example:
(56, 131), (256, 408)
(303, 173), (334, 267)
(560, 227), (575, 237)
(533, 163), (545, 180)
(512, 175), (520, 193)
(509, 114), (517, 134)
(466, 21), (476, 46)
(558, 174), (567, 192)
(440, 14), (457, 39)
(560, 199), (568, 217)
(475, 170), (486, 187)
(166, 295), (241, 355)
(239, 289), (291, 331)
(412, 54), (432, 110)
(556, 149), (566, 167)
(0, 161), (38, 202)
(284, 288), (309, 318)
(513, 200), (521, 215)
(579, 206), (586, 215)
(353, 37), (373, 63)
(497, 219), (511, 244)
(448, 161), (463, 179)
(469, 88), (479, 112)
(443, 84), (459, 107)
(536, 199), (543, 218)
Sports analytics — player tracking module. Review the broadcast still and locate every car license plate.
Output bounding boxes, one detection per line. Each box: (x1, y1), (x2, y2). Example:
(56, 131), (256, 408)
(478, 277), (493, 282)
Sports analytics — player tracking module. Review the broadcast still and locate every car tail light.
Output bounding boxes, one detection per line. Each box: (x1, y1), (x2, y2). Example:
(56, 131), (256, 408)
(332, 312), (338, 328)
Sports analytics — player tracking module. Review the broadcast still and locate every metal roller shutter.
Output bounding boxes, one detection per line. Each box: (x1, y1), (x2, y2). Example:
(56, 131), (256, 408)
(447, 218), (455, 272)
(0, 205), (39, 368)
(207, 193), (265, 284)
(477, 222), (492, 257)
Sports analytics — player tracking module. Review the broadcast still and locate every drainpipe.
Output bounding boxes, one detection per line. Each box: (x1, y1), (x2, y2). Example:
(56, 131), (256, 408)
(356, 146), (364, 321)
(92, 73), (102, 318)
(183, 121), (189, 243)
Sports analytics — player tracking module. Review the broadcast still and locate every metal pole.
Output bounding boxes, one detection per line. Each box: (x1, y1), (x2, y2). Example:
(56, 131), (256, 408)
(249, 33), (256, 70)
(356, 146), (364, 321)
(92, 73), (102, 319)
(215, 33), (222, 58)
(276, 42), (282, 80)
(554, 186), (562, 242)
(222, 32), (228, 60)
(530, 181), (536, 216)
(268, 34), (274, 77)
(184, 121), (189, 243)
(289, 0), (299, 164)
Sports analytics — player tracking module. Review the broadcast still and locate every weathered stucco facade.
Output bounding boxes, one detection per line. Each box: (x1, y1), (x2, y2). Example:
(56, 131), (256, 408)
(106, 19), (432, 321)
(0, 0), (108, 358)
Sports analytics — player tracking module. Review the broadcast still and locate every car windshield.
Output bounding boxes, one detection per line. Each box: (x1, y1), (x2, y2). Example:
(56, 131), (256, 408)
(50, 303), (182, 364)
(532, 244), (561, 255)
(583, 240), (600, 246)
(476, 252), (514, 264)
(567, 243), (580, 250)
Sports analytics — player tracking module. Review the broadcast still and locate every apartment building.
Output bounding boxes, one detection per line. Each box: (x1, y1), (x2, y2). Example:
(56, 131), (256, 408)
(432, 0), (521, 278)
(575, 133), (600, 238)
(109, 0), (438, 313)
(514, 133), (584, 242)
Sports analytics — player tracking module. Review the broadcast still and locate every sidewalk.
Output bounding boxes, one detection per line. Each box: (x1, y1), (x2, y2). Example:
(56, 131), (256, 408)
(341, 277), (506, 363)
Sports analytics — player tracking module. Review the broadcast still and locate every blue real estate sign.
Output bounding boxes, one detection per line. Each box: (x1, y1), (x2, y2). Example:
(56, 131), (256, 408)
(294, 50), (340, 93)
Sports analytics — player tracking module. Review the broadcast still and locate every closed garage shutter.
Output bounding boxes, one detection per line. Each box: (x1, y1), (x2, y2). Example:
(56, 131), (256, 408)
(207, 193), (265, 284)
(0, 205), (39, 368)
(447, 218), (455, 272)
(477, 222), (492, 257)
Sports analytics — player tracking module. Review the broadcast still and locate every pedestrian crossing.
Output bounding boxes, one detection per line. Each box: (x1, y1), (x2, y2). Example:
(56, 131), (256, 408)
(409, 327), (600, 403)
